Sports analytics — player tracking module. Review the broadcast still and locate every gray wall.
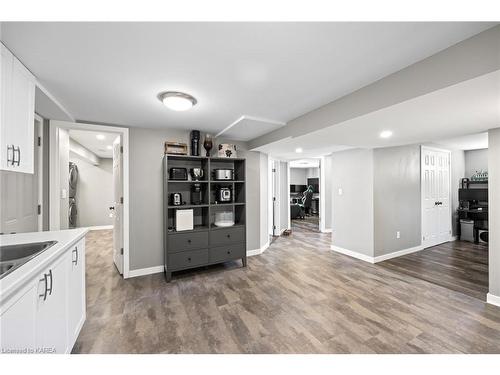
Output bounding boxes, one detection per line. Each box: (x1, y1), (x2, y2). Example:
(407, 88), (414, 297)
(69, 155), (113, 227)
(331, 148), (374, 256)
(290, 168), (307, 185)
(465, 148), (488, 178)
(373, 145), (421, 257)
(306, 167), (319, 179)
(489, 128), (500, 297)
(129, 129), (268, 271)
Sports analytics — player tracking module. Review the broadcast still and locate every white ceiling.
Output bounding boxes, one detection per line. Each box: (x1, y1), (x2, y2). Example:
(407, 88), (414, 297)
(1, 22), (496, 139)
(216, 115), (285, 141)
(437, 132), (488, 150)
(69, 129), (120, 158)
(255, 70), (500, 159)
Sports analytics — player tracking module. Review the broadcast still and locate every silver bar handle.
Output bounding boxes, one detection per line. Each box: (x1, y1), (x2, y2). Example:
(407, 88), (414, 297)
(13, 146), (20, 166)
(7, 144), (14, 165)
(47, 269), (53, 296)
(72, 247), (78, 265)
(39, 274), (48, 300)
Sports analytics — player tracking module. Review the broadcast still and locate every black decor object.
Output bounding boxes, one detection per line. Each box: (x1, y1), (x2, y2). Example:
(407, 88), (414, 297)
(190, 130), (200, 156)
(203, 134), (213, 157)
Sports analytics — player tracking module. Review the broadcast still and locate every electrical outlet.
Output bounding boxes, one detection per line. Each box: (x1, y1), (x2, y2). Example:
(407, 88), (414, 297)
(396, 231), (401, 239)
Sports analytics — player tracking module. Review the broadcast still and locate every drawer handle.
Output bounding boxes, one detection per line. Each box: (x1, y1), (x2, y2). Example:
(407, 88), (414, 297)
(187, 239), (191, 243)
(227, 250), (231, 255)
(187, 257), (192, 262)
(39, 274), (48, 301)
(226, 234), (231, 238)
(72, 247), (78, 265)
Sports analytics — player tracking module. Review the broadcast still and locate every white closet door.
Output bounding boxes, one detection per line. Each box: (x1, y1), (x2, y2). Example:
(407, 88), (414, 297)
(421, 147), (451, 248)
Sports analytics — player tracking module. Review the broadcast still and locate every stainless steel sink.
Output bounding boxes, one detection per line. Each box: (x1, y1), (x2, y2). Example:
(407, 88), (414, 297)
(0, 240), (58, 279)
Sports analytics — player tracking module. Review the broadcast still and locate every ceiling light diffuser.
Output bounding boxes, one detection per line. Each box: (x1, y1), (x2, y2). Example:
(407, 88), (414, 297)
(159, 91), (197, 111)
(106, 145), (113, 150)
(96, 134), (106, 140)
(295, 148), (303, 153)
(380, 130), (393, 139)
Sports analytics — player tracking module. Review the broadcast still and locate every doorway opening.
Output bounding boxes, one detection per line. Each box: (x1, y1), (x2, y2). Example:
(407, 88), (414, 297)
(49, 121), (129, 278)
(289, 159), (320, 233)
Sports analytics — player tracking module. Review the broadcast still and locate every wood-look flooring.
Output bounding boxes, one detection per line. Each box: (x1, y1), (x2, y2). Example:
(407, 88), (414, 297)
(291, 215), (319, 233)
(72, 228), (500, 354)
(379, 240), (489, 301)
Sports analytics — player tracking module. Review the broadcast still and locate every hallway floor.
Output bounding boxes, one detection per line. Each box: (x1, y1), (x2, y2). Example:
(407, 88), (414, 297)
(73, 229), (500, 354)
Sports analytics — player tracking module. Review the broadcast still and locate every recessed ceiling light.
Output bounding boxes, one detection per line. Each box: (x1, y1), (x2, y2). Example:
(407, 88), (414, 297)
(96, 134), (106, 140)
(106, 145), (113, 150)
(158, 91), (197, 111)
(295, 148), (303, 153)
(380, 130), (393, 139)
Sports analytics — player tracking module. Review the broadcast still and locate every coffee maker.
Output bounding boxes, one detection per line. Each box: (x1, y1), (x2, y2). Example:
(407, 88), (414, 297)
(190, 130), (200, 156)
(191, 184), (202, 205)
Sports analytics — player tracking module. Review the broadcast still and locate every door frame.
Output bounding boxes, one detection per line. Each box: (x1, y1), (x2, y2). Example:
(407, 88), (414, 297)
(48, 120), (131, 278)
(420, 145), (452, 248)
(35, 114), (44, 232)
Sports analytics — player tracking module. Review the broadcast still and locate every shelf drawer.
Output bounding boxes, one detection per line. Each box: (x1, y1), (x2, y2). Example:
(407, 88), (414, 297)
(209, 244), (246, 264)
(167, 249), (208, 270)
(210, 226), (245, 247)
(168, 231), (208, 253)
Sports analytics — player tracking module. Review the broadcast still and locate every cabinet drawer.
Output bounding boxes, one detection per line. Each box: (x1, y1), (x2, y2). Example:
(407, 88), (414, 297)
(209, 244), (246, 264)
(168, 231), (208, 253)
(210, 226), (245, 247)
(167, 249), (208, 271)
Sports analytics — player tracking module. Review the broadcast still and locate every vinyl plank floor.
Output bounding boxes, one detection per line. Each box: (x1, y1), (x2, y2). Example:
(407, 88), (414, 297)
(72, 229), (500, 354)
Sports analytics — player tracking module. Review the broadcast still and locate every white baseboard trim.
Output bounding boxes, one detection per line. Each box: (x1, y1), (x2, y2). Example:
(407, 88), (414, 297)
(128, 265), (164, 278)
(373, 245), (424, 263)
(86, 225), (113, 231)
(331, 244), (425, 264)
(247, 241), (270, 257)
(331, 245), (375, 264)
(321, 228), (332, 233)
(487, 293), (500, 307)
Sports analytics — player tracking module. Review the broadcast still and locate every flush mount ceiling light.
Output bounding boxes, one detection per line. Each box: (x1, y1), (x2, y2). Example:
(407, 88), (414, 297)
(106, 145), (113, 150)
(158, 91), (197, 111)
(96, 134), (106, 140)
(379, 130), (393, 139)
(295, 148), (303, 153)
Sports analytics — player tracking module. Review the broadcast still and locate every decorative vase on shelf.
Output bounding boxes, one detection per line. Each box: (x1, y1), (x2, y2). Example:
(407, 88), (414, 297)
(203, 134), (213, 157)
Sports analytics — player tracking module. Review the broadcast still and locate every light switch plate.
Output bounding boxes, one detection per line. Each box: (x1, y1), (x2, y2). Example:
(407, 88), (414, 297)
(338, 188), (343, 196)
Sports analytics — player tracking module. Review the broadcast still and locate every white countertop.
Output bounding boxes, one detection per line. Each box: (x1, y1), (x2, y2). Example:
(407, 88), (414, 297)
(0, 228), (88, 303)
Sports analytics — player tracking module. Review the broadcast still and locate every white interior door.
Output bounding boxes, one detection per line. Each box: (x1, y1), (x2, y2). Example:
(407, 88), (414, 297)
(112, 136), (123, 274)
(422, 147), (451, 248)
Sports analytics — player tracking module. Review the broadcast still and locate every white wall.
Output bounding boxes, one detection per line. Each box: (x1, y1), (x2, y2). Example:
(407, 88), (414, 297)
(58, 128), (69, 230)
(306, 167), (319, 180)
(69, 155), (113, 227)
(331, 149), (374, 257)
(465, 148), (488, 177)
(323, 155), (333, 231)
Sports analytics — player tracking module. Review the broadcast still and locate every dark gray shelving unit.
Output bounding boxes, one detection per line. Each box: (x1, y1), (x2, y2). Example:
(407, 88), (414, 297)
(163, 155), (246, 282)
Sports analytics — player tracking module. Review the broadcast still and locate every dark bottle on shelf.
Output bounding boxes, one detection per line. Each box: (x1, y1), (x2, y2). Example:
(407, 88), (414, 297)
(190, 130), (200, 156)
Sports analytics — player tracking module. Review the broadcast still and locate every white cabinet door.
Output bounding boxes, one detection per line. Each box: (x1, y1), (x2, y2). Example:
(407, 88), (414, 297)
(68, 239), (86, 345)
(0, 43), (35, 174)
(0, 44), (14, 171)
(0, 285), (37, 353)
(35, 252), (70, 354)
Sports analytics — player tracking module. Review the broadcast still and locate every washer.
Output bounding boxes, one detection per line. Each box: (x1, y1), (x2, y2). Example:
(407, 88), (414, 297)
(69, 162), (79, 198)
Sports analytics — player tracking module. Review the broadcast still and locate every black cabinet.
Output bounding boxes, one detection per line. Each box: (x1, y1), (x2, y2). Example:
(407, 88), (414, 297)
(163, 155), (246, 282)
